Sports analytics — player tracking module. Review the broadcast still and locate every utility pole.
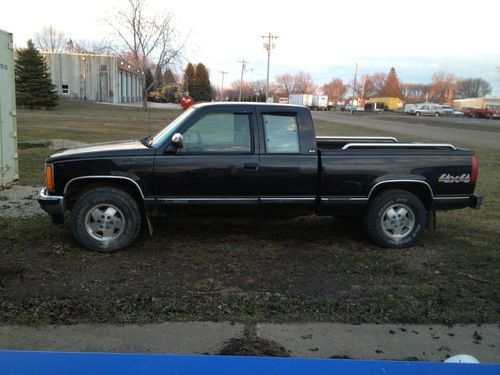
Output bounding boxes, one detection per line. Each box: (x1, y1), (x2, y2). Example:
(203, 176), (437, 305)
(219, 70), (227, 101)
(261, 33), (278, 102)
(238, 59), (249, 102)
(361, 74), (367, 101)
(352, 62), (358, 106)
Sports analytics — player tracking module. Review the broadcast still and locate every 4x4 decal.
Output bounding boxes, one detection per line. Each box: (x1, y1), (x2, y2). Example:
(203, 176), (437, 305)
(438, 173), (471, 183)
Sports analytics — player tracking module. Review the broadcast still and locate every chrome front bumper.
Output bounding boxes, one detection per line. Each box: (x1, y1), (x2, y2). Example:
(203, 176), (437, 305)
(37, 187), (64, 217)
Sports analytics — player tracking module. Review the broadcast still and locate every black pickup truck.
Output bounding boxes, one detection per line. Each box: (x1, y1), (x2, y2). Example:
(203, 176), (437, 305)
(38, 103), (483, 252)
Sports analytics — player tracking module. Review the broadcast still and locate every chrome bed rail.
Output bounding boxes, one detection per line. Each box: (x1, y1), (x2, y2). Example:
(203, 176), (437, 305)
(341, 143), (457, 151)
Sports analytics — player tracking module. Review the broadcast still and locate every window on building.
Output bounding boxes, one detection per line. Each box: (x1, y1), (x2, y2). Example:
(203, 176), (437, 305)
(263, 114), (300, 153)
(62, 84), (69, 94)
(100, 64), (107, 72)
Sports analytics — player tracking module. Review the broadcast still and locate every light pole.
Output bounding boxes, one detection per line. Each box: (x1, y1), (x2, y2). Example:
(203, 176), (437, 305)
(261, 33), (278, 102)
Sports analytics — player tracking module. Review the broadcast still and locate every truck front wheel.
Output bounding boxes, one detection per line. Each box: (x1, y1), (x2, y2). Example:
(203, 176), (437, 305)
(71, 187), (142, 252)
(365, 189), (426, 248)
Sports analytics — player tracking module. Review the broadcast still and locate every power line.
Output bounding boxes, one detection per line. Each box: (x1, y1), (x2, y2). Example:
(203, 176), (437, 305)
(261, 33), (279, 102)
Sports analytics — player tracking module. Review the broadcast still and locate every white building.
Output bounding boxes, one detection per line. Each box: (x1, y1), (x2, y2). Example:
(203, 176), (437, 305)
(43, 52), (143, 104)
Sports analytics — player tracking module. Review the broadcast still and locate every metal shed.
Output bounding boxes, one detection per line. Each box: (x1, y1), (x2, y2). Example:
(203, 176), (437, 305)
(0, 29), (18, 188)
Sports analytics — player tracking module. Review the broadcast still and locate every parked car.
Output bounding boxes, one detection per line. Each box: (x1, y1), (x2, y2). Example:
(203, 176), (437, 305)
(439, 105), (454, 115)
(39, 103), (483, 252)
(409, 103), (443, 117)
(404, 104), (416, 114)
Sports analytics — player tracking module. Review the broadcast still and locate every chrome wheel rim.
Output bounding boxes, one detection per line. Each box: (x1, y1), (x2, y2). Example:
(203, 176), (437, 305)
(381, 203), (415, 241)
(85, 204), (125, 242)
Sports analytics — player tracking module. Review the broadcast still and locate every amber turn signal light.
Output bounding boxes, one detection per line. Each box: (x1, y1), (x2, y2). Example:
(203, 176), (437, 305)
(45, 164), (54, 191)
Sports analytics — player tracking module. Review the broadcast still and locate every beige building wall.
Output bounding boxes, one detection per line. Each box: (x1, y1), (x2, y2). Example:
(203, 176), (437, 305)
(43, 52), (143, 104)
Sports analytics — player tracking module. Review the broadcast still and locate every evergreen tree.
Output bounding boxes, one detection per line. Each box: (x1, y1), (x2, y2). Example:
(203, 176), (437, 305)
(194, 63), (212, 101)
(183, 63), (195, 95)
(381, 67), (403, 98)
(15, 40), (58, 109)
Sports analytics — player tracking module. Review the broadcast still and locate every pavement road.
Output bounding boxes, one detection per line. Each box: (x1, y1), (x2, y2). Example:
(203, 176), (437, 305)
(1, 323), (498, 363)
(312, 112), (500, 150)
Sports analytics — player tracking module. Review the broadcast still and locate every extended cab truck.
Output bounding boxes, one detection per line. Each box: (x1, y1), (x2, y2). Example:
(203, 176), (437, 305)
(38, 103), (483, 252)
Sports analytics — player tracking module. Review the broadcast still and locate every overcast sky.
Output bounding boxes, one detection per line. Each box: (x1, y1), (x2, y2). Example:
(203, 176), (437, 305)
(1, 0), (499, 94)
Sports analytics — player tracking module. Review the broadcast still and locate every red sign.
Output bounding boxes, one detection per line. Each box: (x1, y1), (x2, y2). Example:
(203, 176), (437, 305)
(180, 95), (194, 110)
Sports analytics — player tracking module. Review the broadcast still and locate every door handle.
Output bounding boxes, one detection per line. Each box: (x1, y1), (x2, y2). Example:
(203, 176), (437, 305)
(244, 163), (258, 170)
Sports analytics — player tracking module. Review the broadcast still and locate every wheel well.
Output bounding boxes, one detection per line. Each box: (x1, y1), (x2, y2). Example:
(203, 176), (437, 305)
(369, 182), (433, 209)
(64, 178), (144, 211)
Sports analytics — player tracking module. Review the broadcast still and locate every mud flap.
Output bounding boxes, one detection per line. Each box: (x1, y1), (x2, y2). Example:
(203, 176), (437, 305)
(145, 212), (154, 235)
(426, 209), (436, 231)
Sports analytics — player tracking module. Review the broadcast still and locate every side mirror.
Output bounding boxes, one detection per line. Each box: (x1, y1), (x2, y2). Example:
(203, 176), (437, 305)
(171, 133), (184, 149)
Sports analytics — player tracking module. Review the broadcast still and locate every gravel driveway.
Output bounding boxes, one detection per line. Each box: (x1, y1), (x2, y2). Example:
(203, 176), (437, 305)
(0, 185), (45, 218)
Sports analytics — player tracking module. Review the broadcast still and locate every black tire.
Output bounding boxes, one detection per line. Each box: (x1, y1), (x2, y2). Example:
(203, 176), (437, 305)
(71, 187), (141, 252)
(415, 112), (421, 116)
(365, 189), (426, 248)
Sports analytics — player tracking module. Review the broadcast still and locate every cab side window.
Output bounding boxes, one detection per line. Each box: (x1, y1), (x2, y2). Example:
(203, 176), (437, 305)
(263, 114), (300, 154)
(181, 112), (252, 153)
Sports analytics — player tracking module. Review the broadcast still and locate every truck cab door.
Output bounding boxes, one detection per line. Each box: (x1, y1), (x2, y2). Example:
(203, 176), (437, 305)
(153, 107), (259, 215)
(256, 108), (318, 214)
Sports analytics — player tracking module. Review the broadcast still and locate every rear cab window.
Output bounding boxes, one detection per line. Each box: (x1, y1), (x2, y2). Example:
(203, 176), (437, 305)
(262, 114), (300, 154)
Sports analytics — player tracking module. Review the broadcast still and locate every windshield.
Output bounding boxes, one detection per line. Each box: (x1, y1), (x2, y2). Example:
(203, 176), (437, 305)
(150, 107), (196, 147)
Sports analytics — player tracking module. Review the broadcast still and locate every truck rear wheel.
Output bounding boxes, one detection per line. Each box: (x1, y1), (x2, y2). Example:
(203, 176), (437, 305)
(365, 189), (426, 248)
(71, 187), (142, 252)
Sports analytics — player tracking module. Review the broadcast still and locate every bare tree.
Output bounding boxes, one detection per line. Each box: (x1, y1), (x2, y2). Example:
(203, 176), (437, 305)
(34, 25), (65, 52)
(430, 71), (457, 104)
(293, 71), (316, 94)
(230, 80), (251, 101)
(274, 73), (295, 97)
(455, 78), (492, 98)
(70, 39), (114, 55)
(106, 0), (187, 109)
(250, 80), (266, 101)
(363, 72), (387, 98)
(321, 78), (345, 103)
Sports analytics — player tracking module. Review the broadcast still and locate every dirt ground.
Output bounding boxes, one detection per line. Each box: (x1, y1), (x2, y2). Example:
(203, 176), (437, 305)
(1, 211), (498, 325)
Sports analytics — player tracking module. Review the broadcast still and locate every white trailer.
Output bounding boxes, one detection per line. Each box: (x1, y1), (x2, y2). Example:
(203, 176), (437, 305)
(312, 95), (328, 110)
(0, 29), (18, 188)
(288, 94), (313, 107)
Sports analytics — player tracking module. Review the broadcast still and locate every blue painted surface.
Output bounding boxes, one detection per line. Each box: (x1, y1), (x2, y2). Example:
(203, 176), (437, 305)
(0, 350), (499, 375)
